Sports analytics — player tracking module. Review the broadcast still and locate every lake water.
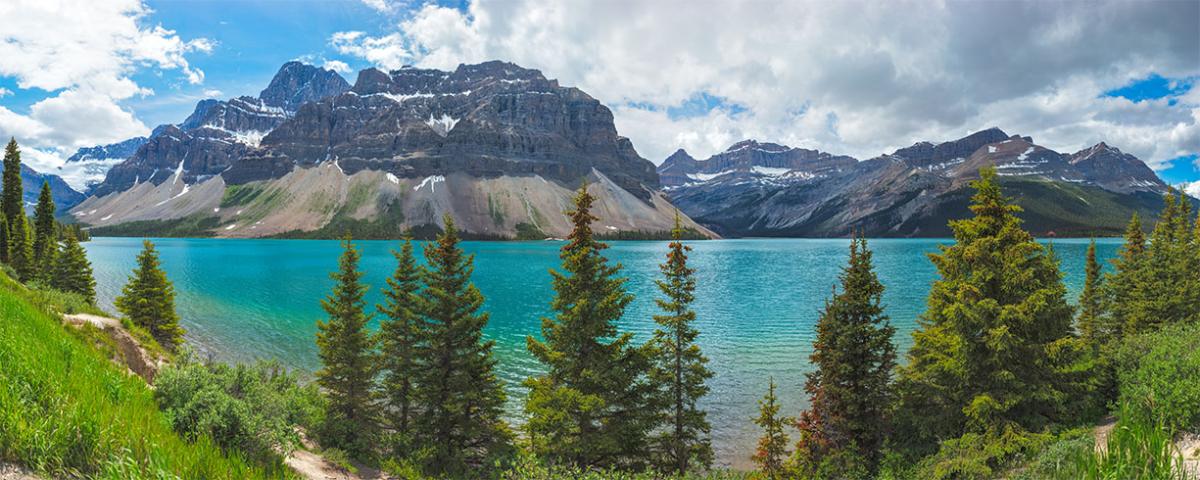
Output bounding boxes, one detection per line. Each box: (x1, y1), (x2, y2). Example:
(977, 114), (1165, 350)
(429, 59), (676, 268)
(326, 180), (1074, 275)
(82, 237), (1121, 467)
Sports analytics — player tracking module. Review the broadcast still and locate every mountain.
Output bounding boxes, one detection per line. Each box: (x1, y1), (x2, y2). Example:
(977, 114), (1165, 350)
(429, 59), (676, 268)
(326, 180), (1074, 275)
(663, 128), (1172, 237)
(72, 61), (707, 239)
(89, 63), (351, 199)
(21, 165), (86, 213)
(61, 136), (150, 192)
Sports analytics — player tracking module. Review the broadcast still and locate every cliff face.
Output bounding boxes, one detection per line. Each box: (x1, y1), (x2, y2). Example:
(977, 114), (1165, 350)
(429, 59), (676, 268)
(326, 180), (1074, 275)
(226, 61), (658, 200)
(663, 128), (1171, 237)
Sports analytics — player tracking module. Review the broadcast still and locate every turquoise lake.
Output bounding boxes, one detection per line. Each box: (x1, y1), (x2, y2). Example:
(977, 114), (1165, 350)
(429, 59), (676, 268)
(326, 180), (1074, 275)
(82, 237), (1121, 467)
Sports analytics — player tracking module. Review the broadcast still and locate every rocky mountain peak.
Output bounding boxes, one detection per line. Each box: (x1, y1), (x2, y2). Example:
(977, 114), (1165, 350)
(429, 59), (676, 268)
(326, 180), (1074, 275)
(724, 139), (791, 154)
(259, 61), (350, 112)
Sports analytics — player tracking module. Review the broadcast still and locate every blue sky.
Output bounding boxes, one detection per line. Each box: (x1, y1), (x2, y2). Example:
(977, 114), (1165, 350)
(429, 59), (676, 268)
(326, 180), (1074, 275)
(0, 0), (1196, 192)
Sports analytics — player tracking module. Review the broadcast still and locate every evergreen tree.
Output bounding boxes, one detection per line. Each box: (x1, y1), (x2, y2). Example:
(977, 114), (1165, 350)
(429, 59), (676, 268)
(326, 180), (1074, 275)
(413, 216), (512, 476)
(1104, 213), (1146, 339)
(32, 181), (55, 267)
(793, 237), (896, 476)
(894, 167), (1075, 449)
(51, 231), (95, 305)
(1, 138), (21, 264)
(7, 215), (34, 282)
(314, 238), (378, 458)
(752, 378), (791, 480)
(377, 236), (423, 448)
(524, 184), (655, 469)
(1076, 239), (1104, 347)
(647, 212), (713, 475)
(115, 240), (184, 350)
(0, 216), (7, 269)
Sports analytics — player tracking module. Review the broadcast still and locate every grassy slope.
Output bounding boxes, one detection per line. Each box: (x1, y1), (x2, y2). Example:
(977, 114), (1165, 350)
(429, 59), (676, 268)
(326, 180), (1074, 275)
(0, 273), (293, 479)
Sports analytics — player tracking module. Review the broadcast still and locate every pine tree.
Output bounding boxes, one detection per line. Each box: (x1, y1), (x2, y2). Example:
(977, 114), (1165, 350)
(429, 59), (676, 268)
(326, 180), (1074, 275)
(752, 378), (791, 480)
(32, 180), (56, 270)
(51, 231), (95, 305)
(377, 236), (423, 448)
(647, 212), (713, 475)
(1077, 239), (1104, 347)
(894, 167), (1075, 449)
(314, 238), (378, 458)
(1104, 213), (1147, 340)
(413, 216), (512, 476)
(793, 237), (896, 476)
(524, 184), (655, 469)
(115, 240), (184, 350)
(1, 138), (21, 265)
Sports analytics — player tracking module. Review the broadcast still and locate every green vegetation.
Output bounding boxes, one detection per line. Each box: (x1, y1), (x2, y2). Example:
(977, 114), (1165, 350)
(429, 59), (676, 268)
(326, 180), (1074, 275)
(793, 237), (896, 478)
(377, 236), (422, 449)
(514, 221), (546, 240)
(0, 269), (292, 478)
(51, 231), (96, 304)
(596, 227), (709, 241)
(89, 215), (221, 237)
(115, 240), (185, 351)
(272, 197), (409, 240)
(314, 238), (379, 458)
(32, 181), (56, 276)
(413, 216), (513, 476)
(154, 354), (324, 464)
(647, 213), (714, 474)
(220, 183), (267, 207)
(524, 185), (656, 469)
(753, 377), (791, 479)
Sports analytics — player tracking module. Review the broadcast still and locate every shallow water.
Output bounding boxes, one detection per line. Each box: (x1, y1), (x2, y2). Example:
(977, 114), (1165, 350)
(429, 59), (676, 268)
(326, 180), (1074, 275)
(83, 236), (1121, 467)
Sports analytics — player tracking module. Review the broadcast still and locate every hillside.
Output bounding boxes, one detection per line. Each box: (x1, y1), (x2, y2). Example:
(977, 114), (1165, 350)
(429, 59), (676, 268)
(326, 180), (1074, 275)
(0, 271), (293, 479)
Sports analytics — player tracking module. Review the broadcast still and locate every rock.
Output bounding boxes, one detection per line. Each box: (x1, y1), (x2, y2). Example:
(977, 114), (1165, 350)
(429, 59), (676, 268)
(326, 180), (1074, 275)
(20, 164), (85, 212)
(259, 61), (351, 113)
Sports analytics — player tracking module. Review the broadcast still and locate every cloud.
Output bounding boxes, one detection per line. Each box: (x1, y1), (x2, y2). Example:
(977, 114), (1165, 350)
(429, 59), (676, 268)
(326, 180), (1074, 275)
(0, 0), (210, 172)
(330, 0), (1200, 166)
(0, 88), (10, 97)
(322, 60), (352, 74)
(1184, 180), (1200, 199)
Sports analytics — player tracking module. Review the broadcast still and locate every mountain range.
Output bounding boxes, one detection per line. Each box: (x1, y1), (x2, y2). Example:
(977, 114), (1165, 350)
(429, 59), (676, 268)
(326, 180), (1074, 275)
(660, 128), (1173, 237)
(69, 61), (698, 239)
(61, 60), (1182, 239)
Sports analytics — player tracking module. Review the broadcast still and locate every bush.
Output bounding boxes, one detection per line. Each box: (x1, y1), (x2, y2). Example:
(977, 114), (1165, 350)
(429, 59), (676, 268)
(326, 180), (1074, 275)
(154, 352), (324, 463)
(913, 425), (1055, 480)
(24, 283), (105, 316)
(1114, 323), (1200, 432)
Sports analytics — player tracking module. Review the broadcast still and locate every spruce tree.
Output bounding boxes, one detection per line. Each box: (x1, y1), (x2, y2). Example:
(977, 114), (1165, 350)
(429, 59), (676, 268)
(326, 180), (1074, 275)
(752, 377), (791, 480)
(1104, 213), (1147, 340)
(647, 213), (713, 475)
(894, 167), (1075, 449)
(115, 240), (184, 350)
(793, 237), (896, 476)
(32, 181), (56, 279)
(413, 216), (511, 476)
(314, 238), (378, 458)
(1077, 239), (1104, 347)
(51, 231), (95, 305)
(377, 236), (423, 448)
(0, 216), (7, 269)
(8, 215), (33, 282)
(1, 138), (21, 264)
(524, 184), (655, 469)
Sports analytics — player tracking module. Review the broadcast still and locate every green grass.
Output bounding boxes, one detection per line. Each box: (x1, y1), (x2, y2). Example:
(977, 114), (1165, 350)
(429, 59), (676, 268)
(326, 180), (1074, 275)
(0, 272), (294, 479)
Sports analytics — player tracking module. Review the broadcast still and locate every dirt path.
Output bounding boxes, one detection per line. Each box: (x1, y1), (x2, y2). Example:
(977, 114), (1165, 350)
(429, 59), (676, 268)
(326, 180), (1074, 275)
(0, 463), (39, 480)
(283, 430), (389, 480)
(62, 313), (164, 382)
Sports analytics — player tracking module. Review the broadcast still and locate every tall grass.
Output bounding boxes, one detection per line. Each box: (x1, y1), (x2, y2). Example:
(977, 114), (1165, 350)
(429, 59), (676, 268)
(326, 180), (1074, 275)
(1074, 404), (1186, 480)
(0, 272), (294, 479)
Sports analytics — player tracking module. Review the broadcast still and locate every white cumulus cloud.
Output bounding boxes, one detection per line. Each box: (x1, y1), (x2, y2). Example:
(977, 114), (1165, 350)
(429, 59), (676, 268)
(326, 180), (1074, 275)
(330, 0), (1200, 167)
(0, 0), (210, 183)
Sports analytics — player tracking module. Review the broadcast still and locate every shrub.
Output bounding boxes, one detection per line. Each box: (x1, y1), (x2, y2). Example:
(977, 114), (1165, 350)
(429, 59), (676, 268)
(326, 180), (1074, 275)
(154, 353), (324, 463)
(913, 425), (1055, 480)
(1114, 323), (1200, 432)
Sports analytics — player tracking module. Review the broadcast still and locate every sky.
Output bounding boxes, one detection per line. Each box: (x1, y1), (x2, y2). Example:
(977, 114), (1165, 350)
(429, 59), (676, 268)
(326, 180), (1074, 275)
(0, 0), (1198, 194)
